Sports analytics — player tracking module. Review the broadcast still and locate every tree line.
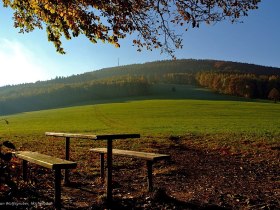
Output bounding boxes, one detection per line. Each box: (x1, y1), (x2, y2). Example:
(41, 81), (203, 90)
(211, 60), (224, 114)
(196, 72), (280, 99)
(1, 59), (279, 115)
(0, 76), (150, 115)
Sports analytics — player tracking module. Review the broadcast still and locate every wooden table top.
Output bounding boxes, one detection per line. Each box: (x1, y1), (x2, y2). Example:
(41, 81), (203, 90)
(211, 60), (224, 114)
(45, 132), (140, 140)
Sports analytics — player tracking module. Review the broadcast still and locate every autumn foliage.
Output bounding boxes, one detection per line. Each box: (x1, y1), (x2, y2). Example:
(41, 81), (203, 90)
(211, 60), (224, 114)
(268, 88), (280, 103)
(2, 0), (260, 56)
(196, 72), (280, 99)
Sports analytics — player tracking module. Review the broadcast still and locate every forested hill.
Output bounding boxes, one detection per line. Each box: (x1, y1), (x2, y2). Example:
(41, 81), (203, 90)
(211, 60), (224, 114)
(46, 59), (280, 84)
(0, 59), (280, 115)
(84, 59), (280, 78)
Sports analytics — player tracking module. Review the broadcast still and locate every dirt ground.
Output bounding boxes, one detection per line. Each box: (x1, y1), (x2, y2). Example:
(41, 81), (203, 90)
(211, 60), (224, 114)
(1, 136), (279, 210)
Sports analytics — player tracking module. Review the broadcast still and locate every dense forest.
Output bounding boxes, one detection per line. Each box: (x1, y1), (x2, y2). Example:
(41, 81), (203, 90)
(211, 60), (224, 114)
(0, 59), (279, 115)
(196, 72), (280, 99)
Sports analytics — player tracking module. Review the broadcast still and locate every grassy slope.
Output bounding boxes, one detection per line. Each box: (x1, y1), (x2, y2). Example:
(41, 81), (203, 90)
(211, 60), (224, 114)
(1, 84), (279, 139)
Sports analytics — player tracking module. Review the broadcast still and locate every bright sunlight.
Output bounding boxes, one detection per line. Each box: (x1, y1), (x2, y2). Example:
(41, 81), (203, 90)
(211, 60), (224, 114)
(0, 38), (48, 86)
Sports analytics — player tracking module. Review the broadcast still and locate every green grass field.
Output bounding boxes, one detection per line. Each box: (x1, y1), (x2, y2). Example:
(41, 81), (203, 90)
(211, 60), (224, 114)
(1, 84), (280, 139)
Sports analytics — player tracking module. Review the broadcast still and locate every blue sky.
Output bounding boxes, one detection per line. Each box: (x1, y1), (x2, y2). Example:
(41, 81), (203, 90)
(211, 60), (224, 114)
(0, 1), (279, 87)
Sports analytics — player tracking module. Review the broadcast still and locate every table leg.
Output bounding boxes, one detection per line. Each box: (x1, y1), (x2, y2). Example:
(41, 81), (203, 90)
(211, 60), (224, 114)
(107, 139), (113, 204)
(64, 137), (70, 185)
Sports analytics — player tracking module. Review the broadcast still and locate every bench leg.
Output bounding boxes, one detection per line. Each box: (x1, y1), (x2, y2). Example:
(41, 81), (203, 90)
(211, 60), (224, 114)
(54, 169), (62, 210)
(147, 161), (153, 192)
(22, 160), (28, 181)
(100, 153), (105, 181)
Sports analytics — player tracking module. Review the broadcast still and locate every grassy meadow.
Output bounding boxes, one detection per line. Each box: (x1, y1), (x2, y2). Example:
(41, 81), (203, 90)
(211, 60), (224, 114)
(2, 98), (280, 136)
(0, 84), (279, 151)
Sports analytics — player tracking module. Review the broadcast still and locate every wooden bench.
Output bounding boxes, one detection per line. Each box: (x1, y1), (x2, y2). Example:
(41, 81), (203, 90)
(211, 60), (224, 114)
(13, 151), (77, 210)
(90, 148), (170, 191)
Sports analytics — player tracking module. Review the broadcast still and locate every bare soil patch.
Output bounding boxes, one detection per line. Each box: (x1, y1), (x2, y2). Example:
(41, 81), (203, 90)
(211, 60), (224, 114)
(1, 135), (279, 209)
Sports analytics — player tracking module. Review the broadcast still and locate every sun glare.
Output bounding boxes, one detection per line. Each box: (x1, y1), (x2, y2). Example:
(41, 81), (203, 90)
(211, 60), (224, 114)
(0, 38), (48, 87)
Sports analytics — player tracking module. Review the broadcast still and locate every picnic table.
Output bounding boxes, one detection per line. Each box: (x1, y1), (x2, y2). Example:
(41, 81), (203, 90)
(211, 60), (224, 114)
(45, 132), (140, 203)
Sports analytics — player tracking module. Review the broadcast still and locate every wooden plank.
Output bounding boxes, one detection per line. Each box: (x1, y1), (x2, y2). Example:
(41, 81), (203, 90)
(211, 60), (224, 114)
(95, 133), (140, 140)
(90, 148), (170, 161)
(13, 151), (77, 170)
(45, 132), (140, 140)
(45, 132), (98, 140)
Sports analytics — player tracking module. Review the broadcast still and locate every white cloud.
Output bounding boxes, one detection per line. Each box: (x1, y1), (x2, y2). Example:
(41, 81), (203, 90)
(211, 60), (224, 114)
(0, 38), (49, 86)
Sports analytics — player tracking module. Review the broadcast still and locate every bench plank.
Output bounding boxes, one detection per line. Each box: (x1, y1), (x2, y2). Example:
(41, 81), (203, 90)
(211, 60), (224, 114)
(13, 151), (77, 170)
(90, 148), (170, 161)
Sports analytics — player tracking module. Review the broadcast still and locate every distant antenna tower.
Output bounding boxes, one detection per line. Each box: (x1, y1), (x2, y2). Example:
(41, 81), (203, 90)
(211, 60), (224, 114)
(118, 58), (120, 66)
